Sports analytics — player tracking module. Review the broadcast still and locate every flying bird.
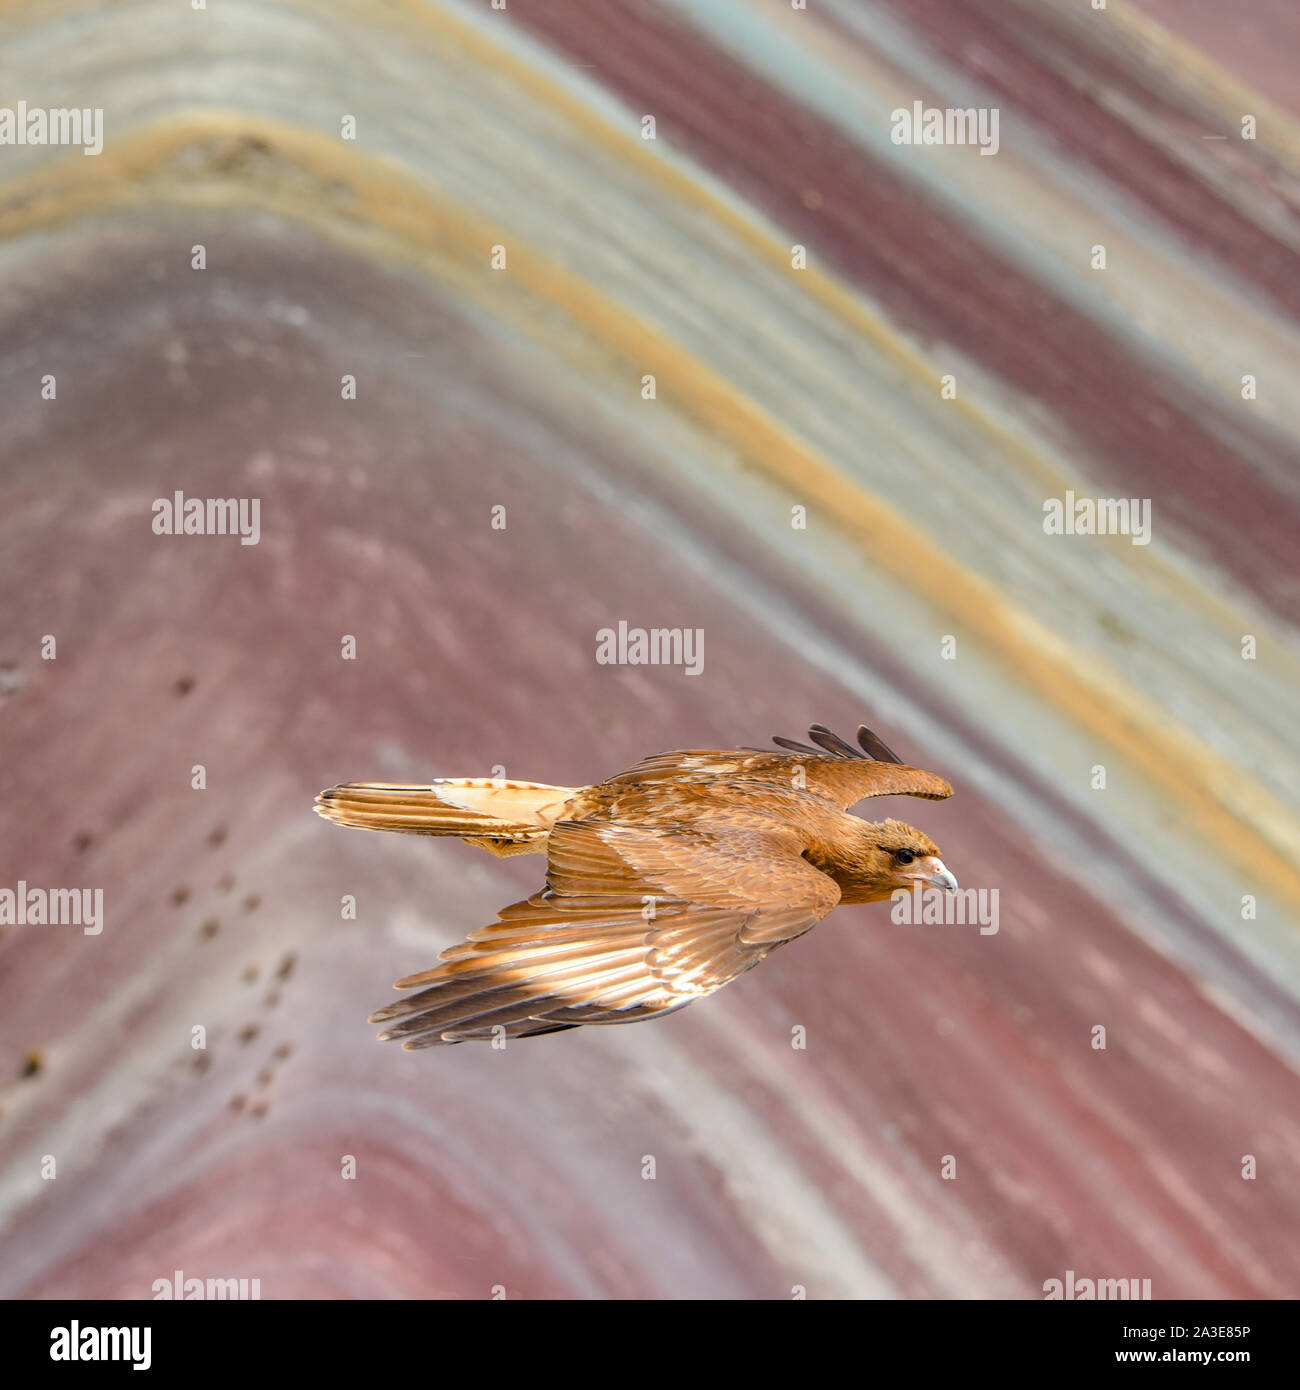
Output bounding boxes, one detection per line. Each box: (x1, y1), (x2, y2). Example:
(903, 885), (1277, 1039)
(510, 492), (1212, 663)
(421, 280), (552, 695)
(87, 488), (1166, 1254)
(315, 723), (957, 1048)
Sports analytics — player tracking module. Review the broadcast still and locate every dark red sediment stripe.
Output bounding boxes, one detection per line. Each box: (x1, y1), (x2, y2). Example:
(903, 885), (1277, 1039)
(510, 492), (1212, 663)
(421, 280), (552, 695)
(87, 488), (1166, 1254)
(1131, 0), (1300, 119)
(862, 0), (1300, 304)
(507, 0), (1300, 623)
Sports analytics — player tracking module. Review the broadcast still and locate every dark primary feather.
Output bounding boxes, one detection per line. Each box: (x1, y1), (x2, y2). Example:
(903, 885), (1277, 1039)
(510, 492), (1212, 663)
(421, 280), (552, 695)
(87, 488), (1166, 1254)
(770, 736), (822, 755)
(771, 722), (904, 765)
(807, 724), (864, 759)
(856, 724), (903, 764)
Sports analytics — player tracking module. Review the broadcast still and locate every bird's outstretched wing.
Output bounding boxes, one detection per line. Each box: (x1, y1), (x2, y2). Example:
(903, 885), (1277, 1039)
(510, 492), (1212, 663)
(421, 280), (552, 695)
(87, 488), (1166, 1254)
(611, 723), (953, 811)
(369, 818), (841, 1047)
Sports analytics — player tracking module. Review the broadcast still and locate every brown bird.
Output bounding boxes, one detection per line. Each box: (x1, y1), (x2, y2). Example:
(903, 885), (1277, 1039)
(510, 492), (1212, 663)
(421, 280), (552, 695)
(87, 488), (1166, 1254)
(314, 723), (957, 1048)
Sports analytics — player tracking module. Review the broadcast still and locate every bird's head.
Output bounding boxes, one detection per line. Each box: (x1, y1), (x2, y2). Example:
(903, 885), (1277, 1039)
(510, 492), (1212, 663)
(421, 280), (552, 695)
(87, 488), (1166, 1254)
(842, 818), (958, 903)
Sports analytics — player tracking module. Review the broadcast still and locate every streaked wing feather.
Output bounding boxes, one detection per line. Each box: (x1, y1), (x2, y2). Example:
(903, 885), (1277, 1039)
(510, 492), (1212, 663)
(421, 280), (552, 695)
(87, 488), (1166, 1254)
(856, 724), (903, 763)
(611, 738), (951, 810)
(370, 820), (840, 1046)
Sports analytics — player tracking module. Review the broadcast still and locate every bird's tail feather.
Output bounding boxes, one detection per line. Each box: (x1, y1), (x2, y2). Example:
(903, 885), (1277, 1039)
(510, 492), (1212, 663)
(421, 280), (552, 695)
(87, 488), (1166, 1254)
(313, 779), (576, 853)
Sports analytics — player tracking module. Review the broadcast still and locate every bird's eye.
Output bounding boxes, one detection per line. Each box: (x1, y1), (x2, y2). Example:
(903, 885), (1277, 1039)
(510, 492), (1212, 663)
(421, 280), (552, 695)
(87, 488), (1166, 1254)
(895, 848), (915, 865)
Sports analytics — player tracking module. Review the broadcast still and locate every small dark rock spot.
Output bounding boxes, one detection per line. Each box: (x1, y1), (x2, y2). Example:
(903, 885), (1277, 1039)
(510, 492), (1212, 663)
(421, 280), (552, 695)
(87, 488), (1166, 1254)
(272, 1042), (292, 1061)
(255, 1067), (273, 1088)
(191, 1053), (212, 1074)
(262, 991), (281, 1010)
(174, 675), (195, 697)
(72, 830), (94, 854)
(241, 892), (261, 913)
(229, 1094), (247, 1113)
(20, 1049), (43, 1080)
(208, 825), (228, 849)
(249, 1100), (268, 1120)
(275, 952), (297, 982)
(237, 1023), (259, 1045)
(200, 918), (219, 940)
(217, 872), (235, 894)
(170, 885), (190, 908)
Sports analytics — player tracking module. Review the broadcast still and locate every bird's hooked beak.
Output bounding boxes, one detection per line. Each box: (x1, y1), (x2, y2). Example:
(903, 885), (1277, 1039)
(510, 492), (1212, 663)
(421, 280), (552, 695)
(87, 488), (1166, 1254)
(920, 856), (959, 895)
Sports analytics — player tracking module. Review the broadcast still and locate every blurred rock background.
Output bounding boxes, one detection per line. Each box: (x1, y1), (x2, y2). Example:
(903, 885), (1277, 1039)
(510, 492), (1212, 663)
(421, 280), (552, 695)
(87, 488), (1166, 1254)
(0, 0), (1298, 1298)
